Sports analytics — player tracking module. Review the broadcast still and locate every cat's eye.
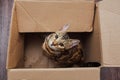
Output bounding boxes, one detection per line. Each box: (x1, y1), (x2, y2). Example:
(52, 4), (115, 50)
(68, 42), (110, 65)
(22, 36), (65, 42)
(59, 43), (64, 46)
(55, 34), (58, 39)
(62, 35), (69, 39)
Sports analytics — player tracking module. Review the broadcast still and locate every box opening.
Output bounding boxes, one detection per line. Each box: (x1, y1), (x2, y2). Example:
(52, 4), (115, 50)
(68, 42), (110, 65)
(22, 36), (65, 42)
(7, 0), (102, 69)
(8, 31), (101, 68)
(23, 32), (101, 68)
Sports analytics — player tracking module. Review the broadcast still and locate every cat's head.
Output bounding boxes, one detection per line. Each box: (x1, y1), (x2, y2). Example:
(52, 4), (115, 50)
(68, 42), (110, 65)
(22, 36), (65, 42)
(46, 24), (80, 51)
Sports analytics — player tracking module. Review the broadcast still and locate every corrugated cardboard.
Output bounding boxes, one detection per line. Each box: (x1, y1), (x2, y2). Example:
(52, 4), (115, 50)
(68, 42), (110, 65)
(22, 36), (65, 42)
(7, 4), (24, 69)
(8, 68), (100, 80)
(7, 0), (120, 80)
(16, 0), (95, 32)
(7, 0), (101, 80)
(98, 0), (120, 66)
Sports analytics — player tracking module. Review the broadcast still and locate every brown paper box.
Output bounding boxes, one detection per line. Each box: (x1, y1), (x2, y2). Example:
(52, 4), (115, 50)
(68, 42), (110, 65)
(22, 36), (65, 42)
(7, 0), (120, 80)
(16, 0), (95, 32)
(98, 0), (120, 67)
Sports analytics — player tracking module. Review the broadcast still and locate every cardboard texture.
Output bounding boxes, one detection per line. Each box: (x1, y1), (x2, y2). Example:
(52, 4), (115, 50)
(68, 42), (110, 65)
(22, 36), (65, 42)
(8, 68), (100, 80)
(7, 0), (101, 80)
(98, 0), (120, 66)
(7, 0), (120, 80)
(7, 4), (24, 69)
(24, 34), (56, 68)
(16, 0), (95, 32)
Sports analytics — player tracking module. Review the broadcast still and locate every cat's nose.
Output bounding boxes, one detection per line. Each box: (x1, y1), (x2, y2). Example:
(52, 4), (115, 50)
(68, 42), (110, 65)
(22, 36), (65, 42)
(53, 41), (57, 45)
(51, 41), (57, 46)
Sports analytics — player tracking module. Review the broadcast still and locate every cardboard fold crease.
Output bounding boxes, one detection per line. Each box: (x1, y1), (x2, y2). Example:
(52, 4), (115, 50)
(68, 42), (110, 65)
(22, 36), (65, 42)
(16, 0), (95, 32)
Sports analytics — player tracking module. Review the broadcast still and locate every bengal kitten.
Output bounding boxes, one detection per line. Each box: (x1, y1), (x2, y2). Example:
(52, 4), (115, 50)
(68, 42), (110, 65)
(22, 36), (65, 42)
(42, 24), (85, 67)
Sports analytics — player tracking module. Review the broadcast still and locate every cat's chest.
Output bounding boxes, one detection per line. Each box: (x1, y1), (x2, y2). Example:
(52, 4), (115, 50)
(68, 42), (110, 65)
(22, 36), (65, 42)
(43, 41), (84, 67)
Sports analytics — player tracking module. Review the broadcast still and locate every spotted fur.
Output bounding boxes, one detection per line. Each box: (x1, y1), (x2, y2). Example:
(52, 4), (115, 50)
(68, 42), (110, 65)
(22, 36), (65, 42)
(42, 24), (85, 67)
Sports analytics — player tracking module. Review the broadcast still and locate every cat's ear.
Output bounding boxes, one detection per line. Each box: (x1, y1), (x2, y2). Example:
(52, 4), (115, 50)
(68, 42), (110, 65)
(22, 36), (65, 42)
(59, 24), (70, 32)
(70, 39), (80, 48)
(66, 39), (80, 49)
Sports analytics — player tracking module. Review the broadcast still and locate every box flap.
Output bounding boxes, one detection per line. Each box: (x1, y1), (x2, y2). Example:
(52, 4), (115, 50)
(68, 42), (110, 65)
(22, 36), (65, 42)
(16, 0), (95, 32)
(98, 0), (120, 66)
(7, 3), (24, 69)
(8, 68), (100, 80)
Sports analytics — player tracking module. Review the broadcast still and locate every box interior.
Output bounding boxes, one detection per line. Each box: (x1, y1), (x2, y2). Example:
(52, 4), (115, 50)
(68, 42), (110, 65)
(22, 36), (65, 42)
(23, 30), (101, 68)
(16, 0), (95, 32)
(7, 0), (102, 69)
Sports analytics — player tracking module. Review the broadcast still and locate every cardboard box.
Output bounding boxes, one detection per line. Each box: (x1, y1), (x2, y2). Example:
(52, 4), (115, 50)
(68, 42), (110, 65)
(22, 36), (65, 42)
(13, 0), (95, 32)
(7, 0), (120, 80)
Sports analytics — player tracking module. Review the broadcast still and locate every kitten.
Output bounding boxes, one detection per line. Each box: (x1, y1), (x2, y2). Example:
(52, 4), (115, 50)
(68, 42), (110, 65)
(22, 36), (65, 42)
(42, 24), (85, 67)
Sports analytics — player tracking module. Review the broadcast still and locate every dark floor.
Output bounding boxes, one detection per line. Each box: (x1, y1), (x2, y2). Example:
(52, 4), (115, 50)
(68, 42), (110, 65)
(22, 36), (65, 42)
(0, 0), (120, 80)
